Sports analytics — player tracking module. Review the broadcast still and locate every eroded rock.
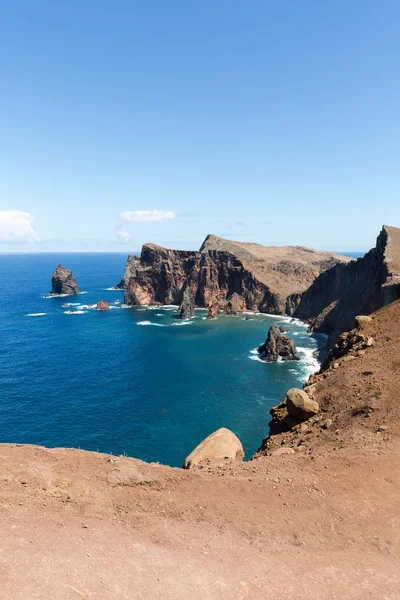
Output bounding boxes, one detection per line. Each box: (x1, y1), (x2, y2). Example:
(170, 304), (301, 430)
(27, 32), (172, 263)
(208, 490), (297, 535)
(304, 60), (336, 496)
(286, 388), (319, 420)
(258, 325), (299, 362)
(96, 300), (109, 310)
(183, 427), (244, 469)
(180, 286), (195, 319)
(51, 265), (80, 295)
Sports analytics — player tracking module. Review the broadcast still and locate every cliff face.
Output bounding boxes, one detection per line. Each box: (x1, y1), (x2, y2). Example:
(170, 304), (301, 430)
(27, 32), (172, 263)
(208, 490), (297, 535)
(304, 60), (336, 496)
(256, 297), (400, 458)
(294, 225), (400, 336)
(121, 235), (350, 314)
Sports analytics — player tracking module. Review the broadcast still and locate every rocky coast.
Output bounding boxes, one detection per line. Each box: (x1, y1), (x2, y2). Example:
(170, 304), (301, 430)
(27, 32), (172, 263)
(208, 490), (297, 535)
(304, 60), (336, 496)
(2, 225), (400, 599)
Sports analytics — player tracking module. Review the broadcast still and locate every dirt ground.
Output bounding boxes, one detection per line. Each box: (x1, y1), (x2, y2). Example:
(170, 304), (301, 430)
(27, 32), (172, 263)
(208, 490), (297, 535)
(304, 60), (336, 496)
(1, 301), (400, 599)
(1, 440), (399, 599)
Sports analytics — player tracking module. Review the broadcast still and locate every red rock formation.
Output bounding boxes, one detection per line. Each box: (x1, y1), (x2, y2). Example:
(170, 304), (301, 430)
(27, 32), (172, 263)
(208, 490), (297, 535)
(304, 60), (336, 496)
(120, 235), (349, 315)
(96, 300), (109, 310)
(207, 303), (220, 319)
(51, 265), (80, 295)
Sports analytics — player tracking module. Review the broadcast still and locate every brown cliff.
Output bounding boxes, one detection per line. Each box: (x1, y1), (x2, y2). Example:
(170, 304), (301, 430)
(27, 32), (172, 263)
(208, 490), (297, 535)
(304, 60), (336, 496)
(120, 235), (350, 314)
(256, 298), (400, 457)
(294, 225), (400, 337)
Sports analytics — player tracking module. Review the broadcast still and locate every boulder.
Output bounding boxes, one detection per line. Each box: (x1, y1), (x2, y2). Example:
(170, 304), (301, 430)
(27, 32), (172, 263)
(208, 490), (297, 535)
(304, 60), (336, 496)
(180, 286), (195, 319)
(207, 303), (220, 319)
(355, 315), (373, 328)
(183, 427), (244, 469)
(286, 388), (319, 420)
(258, 325), (300, 362)
(51, 265), (80, 295)
(96, 300), (109, 310)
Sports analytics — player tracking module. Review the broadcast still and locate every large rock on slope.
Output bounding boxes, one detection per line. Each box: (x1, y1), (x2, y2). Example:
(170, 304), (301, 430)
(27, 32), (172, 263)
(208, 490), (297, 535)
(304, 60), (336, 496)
(120, 235), (350, 314)
(183, 427), (244, 469)
(294, 225), (400, 337)
(286, 388), (319, 419)
(51, 265), (80, 295)
(258, 325), (299, 362)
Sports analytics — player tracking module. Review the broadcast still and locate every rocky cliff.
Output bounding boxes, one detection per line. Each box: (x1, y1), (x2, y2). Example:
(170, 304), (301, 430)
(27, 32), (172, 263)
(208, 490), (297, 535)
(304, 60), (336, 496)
(256, 298), (400, 458)
(51, 264), (80, 295)
(294, 225), (400, 337)
(120, 235), (350, 315)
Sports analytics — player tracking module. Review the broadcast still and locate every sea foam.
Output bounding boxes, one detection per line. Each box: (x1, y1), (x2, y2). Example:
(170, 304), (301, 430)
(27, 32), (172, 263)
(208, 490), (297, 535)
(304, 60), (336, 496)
(27, 313), (46, 317)
(137, 321), (165, 327)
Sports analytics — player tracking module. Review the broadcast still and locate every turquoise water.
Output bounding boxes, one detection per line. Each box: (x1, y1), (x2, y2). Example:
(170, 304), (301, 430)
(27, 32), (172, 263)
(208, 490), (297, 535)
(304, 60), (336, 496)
(0, 253), (325, 466)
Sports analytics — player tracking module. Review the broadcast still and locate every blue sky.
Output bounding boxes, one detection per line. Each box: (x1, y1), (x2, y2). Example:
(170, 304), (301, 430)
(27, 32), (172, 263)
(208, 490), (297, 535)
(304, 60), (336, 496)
(0, 1), (399, 252)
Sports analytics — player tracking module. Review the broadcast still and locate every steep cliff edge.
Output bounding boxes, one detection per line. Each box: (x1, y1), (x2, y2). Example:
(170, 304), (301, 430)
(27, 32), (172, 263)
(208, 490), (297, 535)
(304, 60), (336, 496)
(294, 225), (400, 336)
(120, 235), (350, 314)
(256, 298), (400, 457)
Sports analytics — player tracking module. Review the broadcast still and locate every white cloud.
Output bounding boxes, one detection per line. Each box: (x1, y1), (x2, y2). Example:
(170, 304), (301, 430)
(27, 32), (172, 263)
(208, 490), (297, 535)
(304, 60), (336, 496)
(120, 210), (177, 222)
(115, 224), (132, 244)
(0, 211), (40, 244)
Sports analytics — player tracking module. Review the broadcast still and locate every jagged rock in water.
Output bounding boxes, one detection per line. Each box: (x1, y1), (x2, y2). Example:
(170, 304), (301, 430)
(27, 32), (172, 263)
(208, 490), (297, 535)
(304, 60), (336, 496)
(51, 265), (80, 295)
(207, 303), (220, 319)
(96, 300), (109, 310)
(183, 427), (244, 469)
(294, 225), (400, 338)
(119, 235), (350, 315)
(180, 286), (195, 320)
(258, 325), (299, 362)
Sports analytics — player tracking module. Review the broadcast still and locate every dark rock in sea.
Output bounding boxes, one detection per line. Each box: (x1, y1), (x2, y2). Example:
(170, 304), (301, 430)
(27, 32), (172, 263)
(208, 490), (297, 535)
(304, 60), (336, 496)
(51, 265), (80, 295)
(96, 300), (109, 310)
(207, 303), (220, 319)
(119, 235), (350, 315)
(258, 324), (300, 362)
(294, 225), (400, 339)
(180, 286), (195, 319)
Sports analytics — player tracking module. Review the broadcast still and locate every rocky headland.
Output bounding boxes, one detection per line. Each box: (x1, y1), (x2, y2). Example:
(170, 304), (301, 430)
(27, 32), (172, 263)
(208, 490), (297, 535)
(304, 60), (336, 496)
(51, 264), (80, 295)
(118, 234), (351, 317)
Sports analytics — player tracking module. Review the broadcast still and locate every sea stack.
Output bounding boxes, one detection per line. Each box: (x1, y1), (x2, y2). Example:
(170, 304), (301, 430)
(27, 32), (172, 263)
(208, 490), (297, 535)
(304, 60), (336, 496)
(180, 286), (195, 319)
(258, 324), (299, 362)
(51, 265), (80, 295)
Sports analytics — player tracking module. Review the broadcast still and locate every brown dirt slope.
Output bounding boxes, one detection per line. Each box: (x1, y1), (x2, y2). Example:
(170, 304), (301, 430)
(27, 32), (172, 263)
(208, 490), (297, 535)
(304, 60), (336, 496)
(2, 303), (400, 599)
(259, 298), (400, 457)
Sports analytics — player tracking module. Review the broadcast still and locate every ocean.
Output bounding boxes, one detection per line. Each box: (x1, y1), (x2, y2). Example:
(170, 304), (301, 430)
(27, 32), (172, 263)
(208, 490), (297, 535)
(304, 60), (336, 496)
(0, 252), (353, 467)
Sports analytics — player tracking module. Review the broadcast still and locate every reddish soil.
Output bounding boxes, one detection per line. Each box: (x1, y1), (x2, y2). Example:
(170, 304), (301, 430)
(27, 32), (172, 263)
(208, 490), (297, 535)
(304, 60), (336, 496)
(1, 301), (400, 599)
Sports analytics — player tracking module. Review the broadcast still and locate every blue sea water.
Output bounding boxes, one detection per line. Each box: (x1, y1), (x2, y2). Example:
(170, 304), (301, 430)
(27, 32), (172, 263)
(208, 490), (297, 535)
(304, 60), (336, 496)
(0, 253), (329, 467)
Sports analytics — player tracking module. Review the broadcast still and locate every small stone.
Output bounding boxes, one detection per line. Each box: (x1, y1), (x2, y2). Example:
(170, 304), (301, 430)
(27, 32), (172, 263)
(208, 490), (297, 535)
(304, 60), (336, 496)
(271, 447), (295, 457)
(322, 419), (333, 430)
(96, 300), (110, 310)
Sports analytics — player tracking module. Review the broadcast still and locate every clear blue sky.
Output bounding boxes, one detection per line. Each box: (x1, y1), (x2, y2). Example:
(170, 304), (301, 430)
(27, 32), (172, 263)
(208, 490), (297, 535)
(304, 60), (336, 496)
(0, 1), (399, 252)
